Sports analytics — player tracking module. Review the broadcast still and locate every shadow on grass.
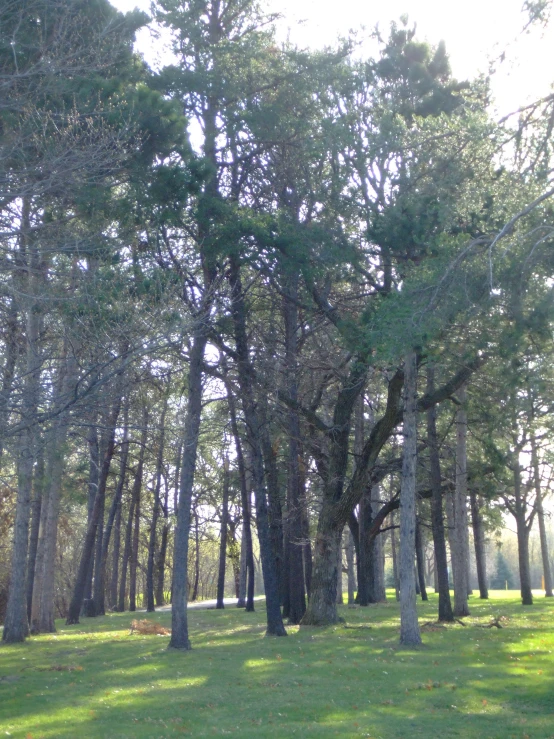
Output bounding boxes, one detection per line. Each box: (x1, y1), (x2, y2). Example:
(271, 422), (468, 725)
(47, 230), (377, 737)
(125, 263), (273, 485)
(1, 592), (553, 738)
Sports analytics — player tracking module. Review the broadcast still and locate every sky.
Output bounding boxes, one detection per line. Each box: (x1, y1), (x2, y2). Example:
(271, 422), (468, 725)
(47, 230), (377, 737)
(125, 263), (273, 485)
(110, 0), (554, 117)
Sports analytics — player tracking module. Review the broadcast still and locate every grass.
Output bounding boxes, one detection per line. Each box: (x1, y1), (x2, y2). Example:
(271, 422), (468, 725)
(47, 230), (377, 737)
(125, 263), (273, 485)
(1, 590), (553, 738)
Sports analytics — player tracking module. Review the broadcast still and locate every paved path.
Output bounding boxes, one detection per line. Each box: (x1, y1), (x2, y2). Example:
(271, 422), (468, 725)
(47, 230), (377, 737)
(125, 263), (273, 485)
(155, 596), (265, 612)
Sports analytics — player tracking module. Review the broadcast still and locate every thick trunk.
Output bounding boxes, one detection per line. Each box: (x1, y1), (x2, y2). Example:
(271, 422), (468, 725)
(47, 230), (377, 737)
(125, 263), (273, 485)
(415, 519), (428, 601)
(228, 255), (286, 636)
(399, 350), (422, 646)
(426, 367), (454, 621)
(469, 489), (488, 599)
(216, 459), (230, 608)
(452, 384), (470, 617)
(169, 332), (207, 649)
(531, 436), (553, 597)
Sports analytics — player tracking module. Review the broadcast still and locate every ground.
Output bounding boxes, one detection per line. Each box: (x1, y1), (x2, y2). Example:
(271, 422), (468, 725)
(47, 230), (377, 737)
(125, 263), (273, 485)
(1, 591), (553, 738)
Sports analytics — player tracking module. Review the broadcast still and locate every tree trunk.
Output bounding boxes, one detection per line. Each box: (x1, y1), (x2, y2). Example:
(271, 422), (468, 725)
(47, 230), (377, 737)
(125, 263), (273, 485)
(531, 435), (553, 597)
(390, 510), (400, 601)
(191, 511), (200, 602)
(357, 489), (376, 605)
(83, 424), (100, 607)
(216, 458), (230, 608)
(26, 447), (44, 622)
(101, 405), (130, 612)
(452, 384), (470, 617)
(469, 489), (488, 599)
(426, 366), (454, 621)
(399, 350), (422, 646)
(415, 519), (428, 601)
(92, 398), (123, 616)
(169, 330), (208, 649)
(346, 529), (356, 605)
(65, 397), (122, 624)
(129, 416), (148, 612)
(228, 255), (286, 636)
(227, 385), (255, 611)
(117, 496), (135, 612)
(283, 271), (306, 623)
(513, 459), (533, 606)
(3, 208), (42, 643)
(147, 400), (167, 612)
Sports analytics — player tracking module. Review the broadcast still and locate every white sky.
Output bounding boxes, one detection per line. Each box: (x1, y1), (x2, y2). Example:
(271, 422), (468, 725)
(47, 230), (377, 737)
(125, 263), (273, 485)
(111, 0), (554, 117)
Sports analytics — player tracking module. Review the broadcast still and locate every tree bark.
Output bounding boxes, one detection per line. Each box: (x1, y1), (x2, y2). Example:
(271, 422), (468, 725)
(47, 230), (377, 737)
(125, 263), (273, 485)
(147, 399), (167, 612)
(399, 350), (422, 646)
(469, 489), (488, 599)
(26, 447), (44, 622)
(452, 384), (470, 617)
(65, 396), (122, 624)
(530, 435), (553, 597)
(3, 204), (42, 643)
(512, 458), (533, 606)
(228, 254), (286, 636)
(117, 495), (135, 612)
(216, 458), (230, 608)
(415, 519), (428, 601)
(346, 529), (356, 604)
(169, 330), (208, 649)
(426, 366), (454, 621)
(129, 410), (148, 613)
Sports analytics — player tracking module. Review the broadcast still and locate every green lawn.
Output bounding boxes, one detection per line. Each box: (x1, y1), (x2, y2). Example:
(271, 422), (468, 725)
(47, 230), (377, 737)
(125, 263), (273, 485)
(1, 591), (553, 738)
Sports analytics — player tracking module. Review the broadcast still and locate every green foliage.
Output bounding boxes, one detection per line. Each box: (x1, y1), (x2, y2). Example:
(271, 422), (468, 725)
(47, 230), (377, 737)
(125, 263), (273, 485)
(490, 551), (516, 590)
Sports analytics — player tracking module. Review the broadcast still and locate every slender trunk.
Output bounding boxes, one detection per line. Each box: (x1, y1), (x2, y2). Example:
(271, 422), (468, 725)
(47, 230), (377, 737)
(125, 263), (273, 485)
(35, 349), (77, 633)
(101, 406), (130, 612)
(65, 398), (121, 624)
(531, 436), (553, 597)
(110, 492), (122, 610)
(228, 255), (286, 636)
(390, 510), (400, 601)
(512, 459), (533, 606)
(357, 489), (376, 605)
(260, 418), (285, 606)
(129, 411), (148, 613)
(117, 496), (135, 612)
(169, 329), (208, 648)
(0, 297), (19, 466)
(452, 384), (470, 617)
(92, 399), (123, 617)
(191, 511), (200, 601)
(399, 350), (421, 646)
(346, 529), (356, 605)
(237, 528), (247, 607)
(26, 447), (44, 621)
(147, 401), (167, 612)
(415, 519), (428, 601)
(227, 386), (255, 611)
(426, 366), (454, 621)
(283, 272), (306, 623)
(216, 459), (230, 608)
(3, 204), (41, 643)
(83, 425), (100, 605)
(469, 489), (488, 599)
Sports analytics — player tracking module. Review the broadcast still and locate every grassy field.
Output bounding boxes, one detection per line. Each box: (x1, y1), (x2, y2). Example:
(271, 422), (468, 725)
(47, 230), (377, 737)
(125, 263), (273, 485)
(1, 591), (553, 738)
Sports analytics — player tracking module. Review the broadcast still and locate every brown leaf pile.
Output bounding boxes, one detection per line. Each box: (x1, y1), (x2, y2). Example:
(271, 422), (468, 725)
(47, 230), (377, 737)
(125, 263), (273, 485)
(129, 619), (171, 636)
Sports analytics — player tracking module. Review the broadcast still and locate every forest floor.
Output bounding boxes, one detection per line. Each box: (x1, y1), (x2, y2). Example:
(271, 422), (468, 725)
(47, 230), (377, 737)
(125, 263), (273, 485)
(1, 591), (553, 738)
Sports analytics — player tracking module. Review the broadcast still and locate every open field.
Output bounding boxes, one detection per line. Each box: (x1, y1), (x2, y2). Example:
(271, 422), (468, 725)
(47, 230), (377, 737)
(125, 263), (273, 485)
(1, 591), (553, 738)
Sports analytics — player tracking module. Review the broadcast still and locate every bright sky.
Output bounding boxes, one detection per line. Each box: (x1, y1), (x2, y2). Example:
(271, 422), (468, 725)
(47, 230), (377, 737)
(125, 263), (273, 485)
(111, 0), (554, 117)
